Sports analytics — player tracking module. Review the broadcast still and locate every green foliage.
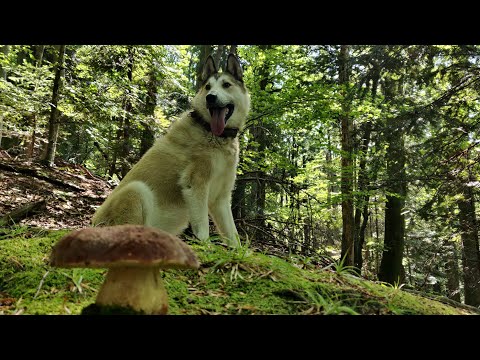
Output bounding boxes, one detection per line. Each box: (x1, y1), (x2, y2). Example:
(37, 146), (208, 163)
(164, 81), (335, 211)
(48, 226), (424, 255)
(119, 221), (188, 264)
(0, 46), (54, 130)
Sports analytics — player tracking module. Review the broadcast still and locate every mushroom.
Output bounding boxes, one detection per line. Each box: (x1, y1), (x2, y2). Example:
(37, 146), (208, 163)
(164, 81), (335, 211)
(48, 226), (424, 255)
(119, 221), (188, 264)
(49, 224), (199, 315)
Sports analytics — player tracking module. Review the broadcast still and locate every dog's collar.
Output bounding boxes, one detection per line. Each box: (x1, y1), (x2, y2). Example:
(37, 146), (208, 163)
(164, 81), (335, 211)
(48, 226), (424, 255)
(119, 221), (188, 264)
(190, 110), (239, 139)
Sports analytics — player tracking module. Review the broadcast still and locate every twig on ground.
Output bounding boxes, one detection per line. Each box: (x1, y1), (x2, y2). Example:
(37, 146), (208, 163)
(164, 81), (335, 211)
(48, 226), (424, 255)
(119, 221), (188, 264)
(34, 270), (50, 299)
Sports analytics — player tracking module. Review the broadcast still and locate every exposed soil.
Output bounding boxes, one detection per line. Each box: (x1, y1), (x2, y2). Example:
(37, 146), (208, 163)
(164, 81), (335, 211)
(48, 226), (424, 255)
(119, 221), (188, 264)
(0, 156), (114, 230)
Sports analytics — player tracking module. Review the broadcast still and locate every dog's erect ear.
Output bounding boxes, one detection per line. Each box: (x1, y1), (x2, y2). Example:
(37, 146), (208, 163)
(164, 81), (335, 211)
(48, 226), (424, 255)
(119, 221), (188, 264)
(225, 53), (243, 82)
(201, 55), (217, 82)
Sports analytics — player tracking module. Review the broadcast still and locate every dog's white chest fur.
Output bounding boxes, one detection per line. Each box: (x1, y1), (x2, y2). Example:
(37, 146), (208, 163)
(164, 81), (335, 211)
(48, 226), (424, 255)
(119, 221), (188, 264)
(208, 146), (238, 203)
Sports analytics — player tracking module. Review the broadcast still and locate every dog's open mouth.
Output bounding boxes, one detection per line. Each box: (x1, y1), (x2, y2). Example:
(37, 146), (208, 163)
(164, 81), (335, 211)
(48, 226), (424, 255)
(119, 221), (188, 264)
(209, 104), (234, 136)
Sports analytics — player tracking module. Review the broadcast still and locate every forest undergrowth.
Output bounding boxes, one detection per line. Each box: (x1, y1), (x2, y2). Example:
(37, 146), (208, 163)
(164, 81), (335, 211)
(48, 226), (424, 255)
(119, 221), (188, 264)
(0, 226), (476, 315)
(0, 158), (477, 315)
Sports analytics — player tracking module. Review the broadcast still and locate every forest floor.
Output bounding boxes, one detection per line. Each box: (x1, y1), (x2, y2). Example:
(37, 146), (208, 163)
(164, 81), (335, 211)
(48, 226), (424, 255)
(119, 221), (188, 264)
(0, 157), (479, 315)
(0, 155), (113, 230)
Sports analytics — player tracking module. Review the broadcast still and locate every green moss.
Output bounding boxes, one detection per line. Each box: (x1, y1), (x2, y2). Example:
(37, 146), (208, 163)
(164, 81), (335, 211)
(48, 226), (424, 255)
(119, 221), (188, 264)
(0, 227), (476, 315)
(0, 227), (105, 315)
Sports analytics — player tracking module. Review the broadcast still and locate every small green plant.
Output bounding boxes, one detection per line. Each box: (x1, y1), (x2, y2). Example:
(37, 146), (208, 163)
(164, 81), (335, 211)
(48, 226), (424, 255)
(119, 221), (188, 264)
(392, 280), (405, 290)
(210, 234), (252, 262)
(328, 254), (360, 276)
(289, 254), (314, 269)
(232, 234), (253, 260)
(303, 289), (359, 315)
(379, 278), (405, 291)
(62, 269), (85, 294)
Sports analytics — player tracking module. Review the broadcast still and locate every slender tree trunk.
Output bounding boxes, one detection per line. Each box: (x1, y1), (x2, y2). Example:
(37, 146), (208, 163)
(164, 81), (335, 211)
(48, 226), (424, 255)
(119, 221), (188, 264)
(378, 115), (406, 285)
(195, 45), (213, 91)
(232, 178), (246, 219)
(354, 121), (372, 271)
(356, 202), (371, 269)
(253, 169), (267, 241)
(232, 140), (246, 228)
(338, 45), (354, 266)
(444, 239), (461, 302)
(41, 45), (66, 167)
(213, 45), (224, 69)
(304, 223), (311, 254)
(120, 47), (135, 178)
(28, 45), (46, 159)
(354, 63), (379, 272)
(457, 179), (480, 306)
(0, 45), (8, 80)
(325, 134), (334, 207)
(324, 134), (335, 245)
(404, 240), (413, 285)
(375, 201), (380, 274)
(108, 117), (123, 179)
(140, 69), (157, 157)
(249, 45), (271, 242)
(0, 46), (9, 149)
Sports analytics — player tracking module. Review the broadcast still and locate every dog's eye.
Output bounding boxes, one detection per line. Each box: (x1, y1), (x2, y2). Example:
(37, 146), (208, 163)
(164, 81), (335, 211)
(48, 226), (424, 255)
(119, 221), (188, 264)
(223, 82), (231, 88)
(205, 84), (211, 90)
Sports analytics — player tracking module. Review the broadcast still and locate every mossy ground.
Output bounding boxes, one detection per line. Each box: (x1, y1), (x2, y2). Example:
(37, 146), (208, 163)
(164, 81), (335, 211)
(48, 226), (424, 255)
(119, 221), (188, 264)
(0, 226), (475, 315)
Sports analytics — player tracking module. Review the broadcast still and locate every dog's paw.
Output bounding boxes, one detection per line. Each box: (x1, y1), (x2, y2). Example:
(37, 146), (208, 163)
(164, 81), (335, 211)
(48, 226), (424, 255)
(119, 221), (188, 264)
(225, 237), (240, 248)
(192, 227), (209, 242)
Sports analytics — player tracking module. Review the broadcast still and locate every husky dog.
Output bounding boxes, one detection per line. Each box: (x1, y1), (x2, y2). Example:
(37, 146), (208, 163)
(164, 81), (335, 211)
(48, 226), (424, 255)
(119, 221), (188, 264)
(92, 53), (250, 247)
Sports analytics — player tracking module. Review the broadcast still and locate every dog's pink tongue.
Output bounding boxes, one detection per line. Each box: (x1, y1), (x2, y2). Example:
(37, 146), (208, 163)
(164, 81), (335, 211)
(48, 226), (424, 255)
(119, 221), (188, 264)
(210, 108), (227, 136)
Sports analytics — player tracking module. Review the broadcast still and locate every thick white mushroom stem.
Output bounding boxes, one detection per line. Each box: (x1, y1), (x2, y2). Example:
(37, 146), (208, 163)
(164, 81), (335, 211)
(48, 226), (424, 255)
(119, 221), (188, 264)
(95, 266), (169, 315)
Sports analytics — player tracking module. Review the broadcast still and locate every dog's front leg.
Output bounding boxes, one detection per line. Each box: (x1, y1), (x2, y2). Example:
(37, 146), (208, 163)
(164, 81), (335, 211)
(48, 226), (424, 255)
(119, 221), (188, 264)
(182, 186), (210, 241)
(180, 170), (210, 241)
(210, 197), (240, 248)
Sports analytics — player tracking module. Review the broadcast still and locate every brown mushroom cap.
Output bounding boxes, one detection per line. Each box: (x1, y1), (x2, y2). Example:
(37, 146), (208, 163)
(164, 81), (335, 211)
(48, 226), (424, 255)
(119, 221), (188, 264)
(50, 225), (200, 269)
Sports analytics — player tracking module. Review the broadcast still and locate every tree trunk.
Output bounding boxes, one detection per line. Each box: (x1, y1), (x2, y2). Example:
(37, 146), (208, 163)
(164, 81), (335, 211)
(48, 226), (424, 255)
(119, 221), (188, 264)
(195, 45), (213, 91)
(108, 119), (122, 179)
(41, 45), (66, 167)
(354, 121), (372, 271)
(338, 45), (354, 267)
(232, 177), (246, 234)
(354, 61), (380, 272)
(27, 45), (46, 159)
(444, 239), (461, 303)
(120, 47), (135, 178)
(213, 45), (224, 69)
(0, 45), (9, 80)
(325, 134), (334, 207)
(252, 170), (267, 241)
(378, 115), (406, 285)
(229, 45), (237, 55)
(248, 45), (271, 242)
(457, 180), (480, 306)
(0, 46), (8, 149)
(375, 201), (380, 274)
(140, 69), (157, 157)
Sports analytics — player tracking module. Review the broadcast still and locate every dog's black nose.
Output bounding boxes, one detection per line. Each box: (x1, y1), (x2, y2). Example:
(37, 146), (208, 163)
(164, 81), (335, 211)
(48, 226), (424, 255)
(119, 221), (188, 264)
(206, 94), (217, 105)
